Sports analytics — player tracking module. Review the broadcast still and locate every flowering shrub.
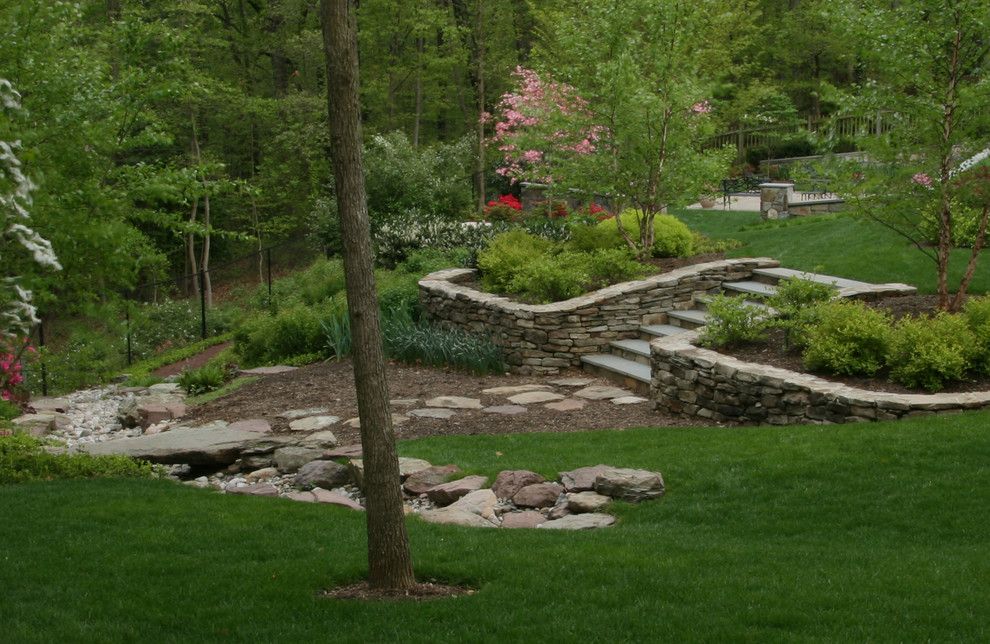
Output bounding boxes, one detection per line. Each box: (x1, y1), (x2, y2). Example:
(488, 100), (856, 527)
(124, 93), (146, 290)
(482, 194), (523, 222)
(489, 67), (601, 186)
(1, 337), (34, 404)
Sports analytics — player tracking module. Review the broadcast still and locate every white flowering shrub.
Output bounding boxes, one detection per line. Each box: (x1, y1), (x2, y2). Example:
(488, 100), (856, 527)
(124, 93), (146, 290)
(1, 79), (61, 339)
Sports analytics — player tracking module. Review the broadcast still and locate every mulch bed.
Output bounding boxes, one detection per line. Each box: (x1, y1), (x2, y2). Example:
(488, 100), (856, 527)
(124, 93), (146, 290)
(720, 323), (990, 396)
(184, 359), (715, 444)
(321, 580), (475, 601)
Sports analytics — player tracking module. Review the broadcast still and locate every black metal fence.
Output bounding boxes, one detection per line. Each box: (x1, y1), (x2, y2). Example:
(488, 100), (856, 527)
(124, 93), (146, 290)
(31, 237), (326, 395)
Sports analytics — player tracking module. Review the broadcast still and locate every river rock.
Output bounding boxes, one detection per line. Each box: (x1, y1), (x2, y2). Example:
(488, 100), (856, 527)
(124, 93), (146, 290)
(538, 513), (615, 530)
(426, 475), (488, 506)
(594, 467), (665, 501)
(448, 488), (498, 523)
(491, 470), (545, 499)
(244, 467), (278, 483)
(294, 460), (352, 489)
(513, 483), (564, 508)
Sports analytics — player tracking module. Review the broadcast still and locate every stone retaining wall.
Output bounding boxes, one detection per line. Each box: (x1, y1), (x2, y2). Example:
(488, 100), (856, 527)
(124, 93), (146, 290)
(788, 199), (845, 217)
(419, 258), (780, 375)
(651, 330), (990, 424)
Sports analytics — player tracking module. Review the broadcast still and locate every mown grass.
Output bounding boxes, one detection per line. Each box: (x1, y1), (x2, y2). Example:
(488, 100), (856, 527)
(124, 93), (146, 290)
(2, 412), (988, 642)
(675, 209), (990, 295)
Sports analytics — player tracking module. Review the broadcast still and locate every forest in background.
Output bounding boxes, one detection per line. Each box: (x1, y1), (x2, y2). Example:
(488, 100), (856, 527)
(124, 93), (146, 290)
(0, 0), (879, 315)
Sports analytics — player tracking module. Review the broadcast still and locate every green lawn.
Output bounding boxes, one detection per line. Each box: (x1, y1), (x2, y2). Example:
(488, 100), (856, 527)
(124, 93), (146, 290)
(3, 413), (989, 642)
(676, 209), (990, 295)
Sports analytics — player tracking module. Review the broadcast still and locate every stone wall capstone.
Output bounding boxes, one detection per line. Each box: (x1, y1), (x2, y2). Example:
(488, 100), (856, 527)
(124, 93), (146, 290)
(419, 258), (780, 375)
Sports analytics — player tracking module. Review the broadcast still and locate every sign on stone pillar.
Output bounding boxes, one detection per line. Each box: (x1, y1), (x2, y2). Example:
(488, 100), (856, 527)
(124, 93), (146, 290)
(759, 183), (794, 220)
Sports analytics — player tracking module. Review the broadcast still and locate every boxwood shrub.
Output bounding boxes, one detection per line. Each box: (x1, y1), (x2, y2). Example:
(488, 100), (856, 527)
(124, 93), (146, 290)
(802, 301), (891, 377)
(887, 314), (977, 392)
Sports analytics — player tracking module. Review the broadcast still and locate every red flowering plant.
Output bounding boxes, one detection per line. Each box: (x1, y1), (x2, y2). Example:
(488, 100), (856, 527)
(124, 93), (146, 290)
(482, 193), (524, 222)
(1, 336), (35, 406)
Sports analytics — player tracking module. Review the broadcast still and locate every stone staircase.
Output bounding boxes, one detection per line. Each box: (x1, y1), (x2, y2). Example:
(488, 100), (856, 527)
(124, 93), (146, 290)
(580, 268), (904, 394)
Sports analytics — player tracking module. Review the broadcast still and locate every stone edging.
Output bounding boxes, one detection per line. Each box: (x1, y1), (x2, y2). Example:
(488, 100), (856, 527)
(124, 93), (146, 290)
(419, 258), (781, 375)
(651, 329), (990, 424)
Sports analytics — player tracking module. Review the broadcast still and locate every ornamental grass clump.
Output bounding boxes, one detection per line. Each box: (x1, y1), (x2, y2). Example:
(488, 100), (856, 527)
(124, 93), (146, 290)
(886, 314), (977, 392)
(802, 301), (891, 377)
(383, 314), (503, 375)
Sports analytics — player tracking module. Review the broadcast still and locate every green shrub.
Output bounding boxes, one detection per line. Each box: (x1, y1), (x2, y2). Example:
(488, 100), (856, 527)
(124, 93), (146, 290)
(0, 434), (158, 484)
(509, 253), (589, 303)
(887, 314), (976, 392)
(383, 319), (504, 375)
(568, 223), (620, 252)
(178, 363), (230, 396)
(235, 304), (327, 367)
(596, 211), (694, 257)
(698, 294), (769, 348)
(962, 296), (990, 374)
(802, 301), (891, 376)
(584, 249), (647, 287)
(477, 231), (552, 293)
(0, 400), (20, 421)
(768, 277), (837, 348)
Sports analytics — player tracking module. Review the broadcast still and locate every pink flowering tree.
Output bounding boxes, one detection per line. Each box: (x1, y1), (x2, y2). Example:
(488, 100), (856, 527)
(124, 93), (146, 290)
(495, 2), (736, 258)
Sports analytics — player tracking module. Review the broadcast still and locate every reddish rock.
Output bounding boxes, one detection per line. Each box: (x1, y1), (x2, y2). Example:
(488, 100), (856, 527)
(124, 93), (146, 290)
(512, 482), (564, 509)
(312, 489), (364, 511)
(226, 483), (279, 497)
(559, 465), (611, 492)
(323, 444), (363, 459)
(284, 491), (317, 503)
(491, 470), (545, 500)
(425, 475), (488, 506)
(500, 511), (546, 529)
(403, 464), (461, 495)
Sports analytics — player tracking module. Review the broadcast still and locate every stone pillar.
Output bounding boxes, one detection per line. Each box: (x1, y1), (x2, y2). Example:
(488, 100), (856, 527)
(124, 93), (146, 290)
(759, 182), (794, 220)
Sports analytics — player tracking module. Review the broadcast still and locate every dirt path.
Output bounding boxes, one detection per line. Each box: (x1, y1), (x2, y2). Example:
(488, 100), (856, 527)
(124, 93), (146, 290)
(152, 342), (233, 377)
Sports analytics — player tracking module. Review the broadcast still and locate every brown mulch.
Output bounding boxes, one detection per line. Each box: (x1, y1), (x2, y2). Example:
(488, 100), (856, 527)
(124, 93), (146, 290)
(321, 580), (475, 601)
(642, 252), (726, 272)
(184, 359), (716, 444)
(152, 342), (233, 377)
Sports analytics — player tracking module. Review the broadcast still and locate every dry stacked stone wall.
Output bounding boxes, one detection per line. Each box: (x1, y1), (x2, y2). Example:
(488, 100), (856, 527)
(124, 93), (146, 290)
(651, 330), (990, 424)
(419, 258), (779, 375)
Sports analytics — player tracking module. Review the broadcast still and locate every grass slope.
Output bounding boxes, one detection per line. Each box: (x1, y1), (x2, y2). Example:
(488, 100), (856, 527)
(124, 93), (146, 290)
(3, 413), (989, 642)
(677, 210), (990, 295)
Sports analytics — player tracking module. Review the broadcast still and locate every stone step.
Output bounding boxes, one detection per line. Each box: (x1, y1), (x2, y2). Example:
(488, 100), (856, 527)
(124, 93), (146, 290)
(609, 339), (651, 365)
(696, 295), (774, 314)
(580, 354), (651, 394)
(722, 280), (778, 298)
(639, 324), (688, 340)
(752, 267), (867, 290)
(666, 309), (710, 329)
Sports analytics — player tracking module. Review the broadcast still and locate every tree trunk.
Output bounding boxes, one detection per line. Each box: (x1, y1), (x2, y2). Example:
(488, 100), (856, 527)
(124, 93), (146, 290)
(320, 0), (416, 592)
(187, 199), (200, 298)
(949, 204), (990, 312)
(474, 0), (486, 213)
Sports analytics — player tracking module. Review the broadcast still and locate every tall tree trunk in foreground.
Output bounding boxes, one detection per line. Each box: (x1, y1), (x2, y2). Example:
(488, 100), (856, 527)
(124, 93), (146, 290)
(320, 0), (416, 591)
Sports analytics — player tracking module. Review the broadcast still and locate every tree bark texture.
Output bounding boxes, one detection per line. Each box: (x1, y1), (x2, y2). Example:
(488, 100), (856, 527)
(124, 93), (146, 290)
(319, 0), (416, 591)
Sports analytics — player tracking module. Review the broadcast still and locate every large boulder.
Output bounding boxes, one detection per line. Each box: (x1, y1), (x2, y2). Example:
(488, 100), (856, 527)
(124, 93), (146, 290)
(425, 475), (488, 506)
(419, 508), (496, 528)
(559, 465), (611, 492)
(594, 467), (664, 502)
(500, 511), (547, 529)
(294, 460), (352, 489)
(403, 464), (461, 495)
(566, 491), (611, 513)
(83, 424), (287, 466)
(491, 470), (545, 499)
(273, 446), (325, 473)
(513, 483), (564, 509)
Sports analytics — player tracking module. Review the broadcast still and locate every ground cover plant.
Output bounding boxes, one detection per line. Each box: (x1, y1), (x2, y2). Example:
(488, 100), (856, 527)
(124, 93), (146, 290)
(0, 433), (158, 484)
(2, 413), (988, 640)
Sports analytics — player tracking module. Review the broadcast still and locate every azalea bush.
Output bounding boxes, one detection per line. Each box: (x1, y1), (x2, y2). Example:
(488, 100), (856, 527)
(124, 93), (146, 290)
(0, 336), (34, 405)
